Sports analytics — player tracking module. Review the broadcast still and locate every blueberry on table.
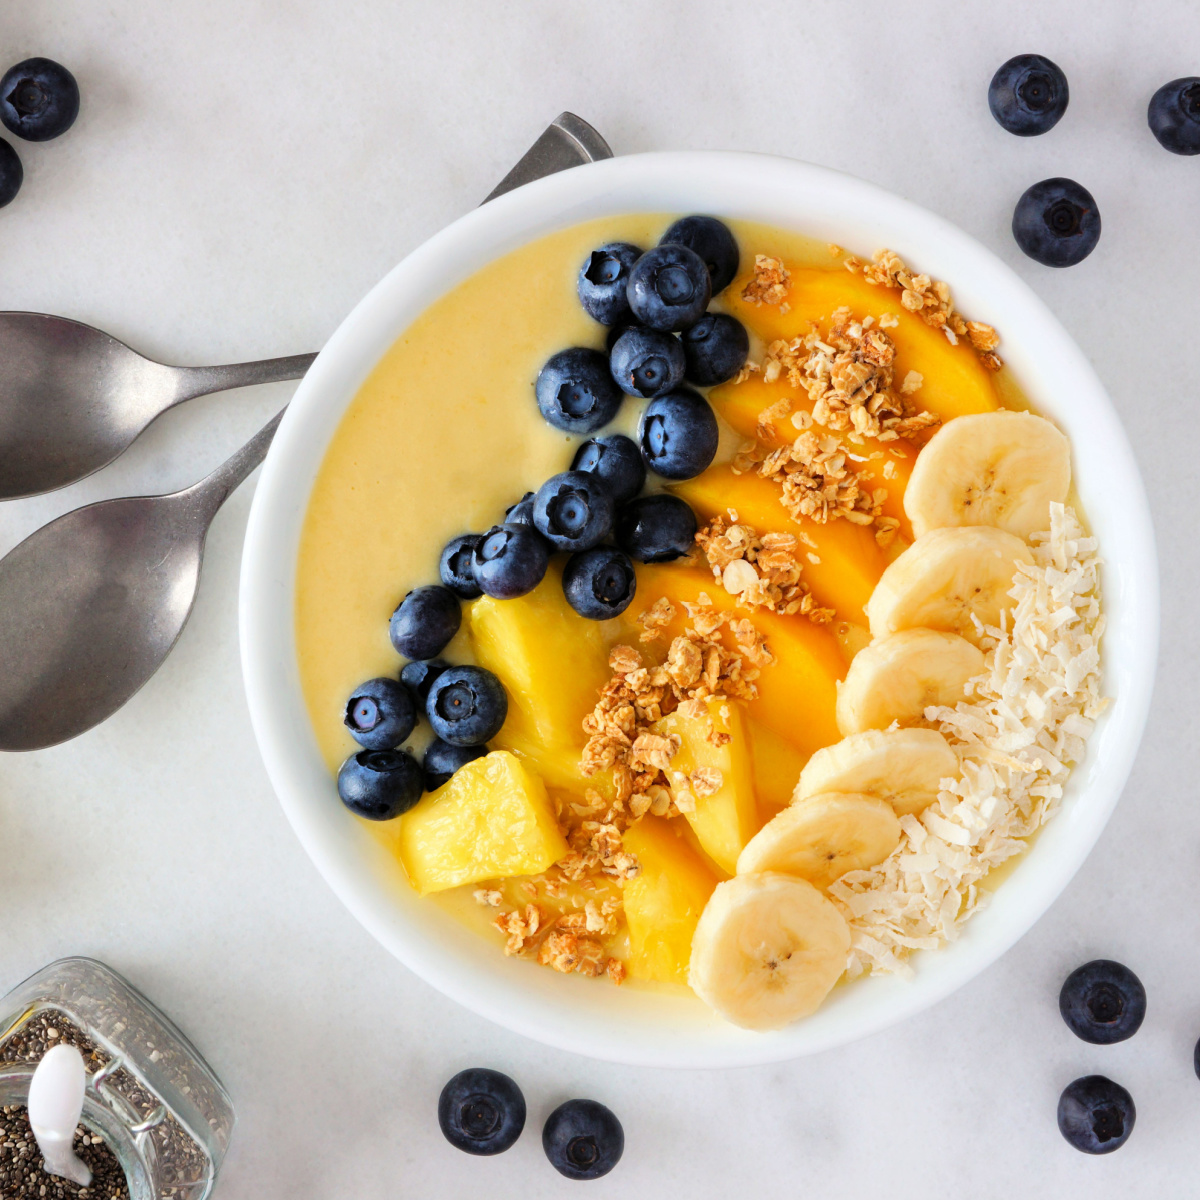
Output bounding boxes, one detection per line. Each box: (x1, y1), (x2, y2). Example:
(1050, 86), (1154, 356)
(337, 749), (423, 820)
(0, 58), (80, 142)
(616, 494), (697, 563)
(400, 657), (448, 706)
(681, 312), (750, 387)
(343, 677), (416, 750)
(533, 470), (615, 553)
(1057, 1075), (1135, 1154)
(536, 347), (624, 434)
(577, 242), (642, 325)
(563, 546), (637, 619)
(389, 585), (461, 660)
(422, 738), (487, 791)
(542, 1098), (624, 1180)
(609, 326), (686, 398)
(472, 522), (549, 599)
(438, 1068), (526, 1156)
(1059, 960), (1146, 1044)
(660, 215), (740, 294)
(439, 533), (483, 599)
(626, 244), (712, 332)
(640, 389), (719, 480)
(1148, 77), (1200, 154)
(504, 492), (536, 526)
(1194, 1035), (1200, 1080)
(0, 138), (21, 208)
(426, 665), (508, 746)
(1011, 178), (1100, 267)
(988, 54), (1068, 136)
(571, 434), (646, 505)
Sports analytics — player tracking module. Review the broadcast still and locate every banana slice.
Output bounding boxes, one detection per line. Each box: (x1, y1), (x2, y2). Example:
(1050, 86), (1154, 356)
(689, 873), (850, 1030)
(796, 727), (958, 816)
(736, 792), (901, 887)
(905, 410), (1071, 540)
(836, 628), (985, 734)
(865, 525), (1033, 645)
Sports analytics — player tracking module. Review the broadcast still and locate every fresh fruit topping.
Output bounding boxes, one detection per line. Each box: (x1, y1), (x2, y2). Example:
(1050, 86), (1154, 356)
(1059, 960), (1147, 1044)
(680, 312), (750, 387)
(472, 523), (550, 599)
(1148, 77), (1200, 155)
(535, 347), (623, 433)
(689, 872), (850, 1030)
(422, 738), (487, 791)
(988, 54), (1068, 136)
(562, 546), (636, 619)
(336, 749), (423, 820)
(426, 665), (508, 746)
(0, 58), (80, 142)
(905, 410), (1071, 540)
(0, 138), (21, 208)
(439, 533), (483, 599)
(614, 493), (697, 562)
(437, 1067), (526, 1156)
(626, 244), (712, 332)
(660, 215), (740, 294)
(835, 628), (985, 735)
(343, 677), (416, 750)
(504, 492), (536, 526)
(542, 1099), (624, 1181)
(577, 242), (641, 325)
(608, 326), (685, 398)
(1057, 1076), (1135, 1154)
(639, 389), (719, 480)
(1012, 177), (1100, 267)
(532, 470), (615, 552)
(388, 585), (462, 660)
(400, 658), (448, 705)
(736, 792), (901, 887)
(571, 433), (646, 505)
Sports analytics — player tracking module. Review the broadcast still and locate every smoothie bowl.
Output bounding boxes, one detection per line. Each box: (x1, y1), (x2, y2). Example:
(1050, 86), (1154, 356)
(240, 152), (1156, 1067)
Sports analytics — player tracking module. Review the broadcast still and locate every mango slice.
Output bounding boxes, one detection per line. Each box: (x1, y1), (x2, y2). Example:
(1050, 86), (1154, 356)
(747, 719), (808, 821)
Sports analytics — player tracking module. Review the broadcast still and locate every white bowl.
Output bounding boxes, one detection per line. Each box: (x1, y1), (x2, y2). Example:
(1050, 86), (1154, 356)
(239, 152), (1157, 1068)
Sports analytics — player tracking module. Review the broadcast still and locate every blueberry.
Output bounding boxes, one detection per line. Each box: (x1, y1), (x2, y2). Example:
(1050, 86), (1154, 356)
(1194, 1034), (1200, 1080)
(640, 389), (719, 480)
(0, 58), (79, 142)
(1148, 77), (1200, 155)
(426, 665), (508, 746)
(627, 244), (712, 332)
(988, 54), (1068, 136)
(1012, 178), (1100, 268)
(542, 1098), (623, 1181)
(1059, 960), (1146, 1044)
(336, 749), (423, 820)
(388, 585), (461, 660)
(399, 658), (448, 706)
(439, 534), (483, 599)
(472, 523), (550, 599)
(605, 320), (640, 352)
(562, 546), (637, 620)
(615, 494), (697, 563)
(0, 138), (21, 208)
(660, 215), (740, 294)
(533, 470), (615, 552)
(1057, 1075), (1135, 1155)
(609, 326), (686, 399)
(577, 242), (642, 325)
(438, 1068), (526, 1156)
(535, 348), (624, 434)
(423, 738), (488, 791)
(681, 312), (750, 387)
(343, 677), (416, 750)
(571, 434), (646, 505)
(505, 492), (536, 526)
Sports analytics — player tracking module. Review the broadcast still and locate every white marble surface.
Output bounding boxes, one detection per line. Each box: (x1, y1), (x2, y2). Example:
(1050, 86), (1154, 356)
(0, 1), (1196, 1194)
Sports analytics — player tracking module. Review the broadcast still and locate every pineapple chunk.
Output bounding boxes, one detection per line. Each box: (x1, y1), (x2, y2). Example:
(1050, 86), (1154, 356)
(747, 719), (808, 821)
(397, 751), (569, 895)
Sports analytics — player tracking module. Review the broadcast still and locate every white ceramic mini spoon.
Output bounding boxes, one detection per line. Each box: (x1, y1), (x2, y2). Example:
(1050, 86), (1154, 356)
(27, 1043), (93, 1188)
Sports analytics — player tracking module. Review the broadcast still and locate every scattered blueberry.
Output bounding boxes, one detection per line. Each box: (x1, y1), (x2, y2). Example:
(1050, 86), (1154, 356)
(1148, 77), (1200, 155)
(0, 138), (21, 208)
(535, 348), (624, 434)
(400, 658), (448, 707)
(577, 242), (642, 325)
(1194, 1034), (1200, 1081)
(1012, 177), (1100, 267)
(0, 58), (79, 142)
(615, 494), (697, 563)
(1057, 1075), (1135, 1155)
(988, 54), (1068, 136)
(660, 215), (740, 294)
(562, 546), (637, 620)
(533, 471), (615, 553)
(336, 749), (423, 820)
(438, 1068), (526, 1156)
(505, 492), (536, 526)
(626, 244), (712, 332)
(1059, 960), (1146, 1044)
(640, 389), (719, 480)
(427, 665), (508, 746)
(423, 738), (488, 791)
(389, 585), (462, 660)
(609, 326), (686, 398)
(343, 677), (416, 750)
(571, 434), (646, 505)
(439, 534), (483, 599)
(542, 1098), (624, 1181)
(681, 312), (750, 387)
(472, 523), (550, 599)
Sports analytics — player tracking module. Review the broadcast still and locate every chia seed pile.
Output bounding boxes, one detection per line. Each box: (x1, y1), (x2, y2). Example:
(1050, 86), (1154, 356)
(0, 1104), (128, 1198)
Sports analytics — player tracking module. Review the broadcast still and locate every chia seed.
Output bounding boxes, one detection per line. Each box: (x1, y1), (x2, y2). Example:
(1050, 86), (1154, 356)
(0, 1103), (129, 1199)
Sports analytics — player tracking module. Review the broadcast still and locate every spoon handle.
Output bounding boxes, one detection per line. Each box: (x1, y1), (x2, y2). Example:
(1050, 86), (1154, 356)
(182, 406), (287, 524)
(169, 353), (317, 404)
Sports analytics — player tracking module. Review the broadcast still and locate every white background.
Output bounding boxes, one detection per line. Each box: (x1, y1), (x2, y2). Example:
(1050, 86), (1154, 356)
(0, 2), (1195, 1195)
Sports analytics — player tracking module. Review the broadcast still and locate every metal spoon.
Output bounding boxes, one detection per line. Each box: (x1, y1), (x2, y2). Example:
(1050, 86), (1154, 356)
(0, 112), (612, 751)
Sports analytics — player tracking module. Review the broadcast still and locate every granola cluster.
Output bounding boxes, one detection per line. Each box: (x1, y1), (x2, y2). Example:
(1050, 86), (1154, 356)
(741, 254), (791, 310)
(490, 899), (626, 985)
